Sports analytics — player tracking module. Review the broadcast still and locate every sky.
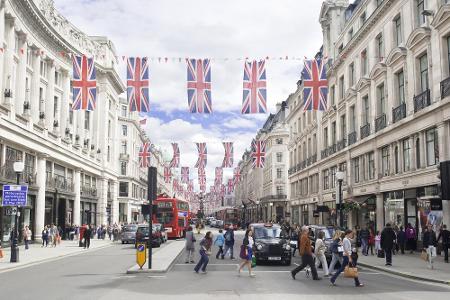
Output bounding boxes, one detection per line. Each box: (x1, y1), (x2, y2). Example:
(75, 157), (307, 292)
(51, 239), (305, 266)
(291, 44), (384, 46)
(54, 0), (324, 189)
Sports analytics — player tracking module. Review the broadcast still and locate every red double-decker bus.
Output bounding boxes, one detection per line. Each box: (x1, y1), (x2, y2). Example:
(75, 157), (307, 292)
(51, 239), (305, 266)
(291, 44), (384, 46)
(216, 208), (239, 229)
(153, 195), (190, 239)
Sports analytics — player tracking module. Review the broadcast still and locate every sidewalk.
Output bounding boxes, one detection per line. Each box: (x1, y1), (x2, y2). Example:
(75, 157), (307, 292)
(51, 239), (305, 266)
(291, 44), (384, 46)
(0, 239), (113, 273)
(358, 251), (450, 284)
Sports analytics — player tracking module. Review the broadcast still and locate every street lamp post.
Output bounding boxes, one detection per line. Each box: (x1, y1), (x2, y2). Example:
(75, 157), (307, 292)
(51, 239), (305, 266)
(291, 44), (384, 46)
(11, 161), (24, 263)
(336, 171), (345, 229)
(241, 204), (245, 229)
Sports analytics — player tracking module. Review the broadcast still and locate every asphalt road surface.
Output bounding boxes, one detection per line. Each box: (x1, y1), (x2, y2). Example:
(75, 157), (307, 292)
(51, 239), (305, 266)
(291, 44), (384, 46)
(0, 227), (449, 300)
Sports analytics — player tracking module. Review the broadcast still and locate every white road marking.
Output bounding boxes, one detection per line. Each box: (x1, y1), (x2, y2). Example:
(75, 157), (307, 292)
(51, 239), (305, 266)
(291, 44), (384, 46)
(147, 275), (167, 279)
(174, 263), (239, 266)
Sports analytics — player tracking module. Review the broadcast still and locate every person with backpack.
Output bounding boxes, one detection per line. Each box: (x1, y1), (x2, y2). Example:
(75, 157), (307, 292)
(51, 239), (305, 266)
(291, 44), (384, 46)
(214, 229), (225, 259)
(222, 227), (235, 259)
(328, 230), (343, 275)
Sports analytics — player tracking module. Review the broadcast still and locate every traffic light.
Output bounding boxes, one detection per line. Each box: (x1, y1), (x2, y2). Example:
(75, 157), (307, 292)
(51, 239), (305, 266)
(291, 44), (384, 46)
(439, 161), (450, 200)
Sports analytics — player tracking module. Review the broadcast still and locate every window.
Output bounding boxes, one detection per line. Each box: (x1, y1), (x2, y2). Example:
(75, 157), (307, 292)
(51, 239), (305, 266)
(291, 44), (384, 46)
(419, 53), (429, 92)
(330, 166), (337, 188)
(338, 44), (343, 54)
(26, 48), (33, 67)
(119, 182), (129, 197)
(276, 138), (283, 144)
(416, 138), (421, 168)
(349, 63), (355, 86)
(377, 83), (386, 115)
(340, 114), (346, 140)
(382, 146), (390, 176)
(362, 95), (369, 124)
(108, 120), (111, 137)
(403, 139), (411, 171)
(331, 121), (336, 144)
(350, 106), (356, 132)
(394, 146), (399, 174)
(120, 161), (127, 175)
(323, 169), (329, 190)
(276, 168), (282, 179)
(122, 125), (127, 136)
(53, 96), (58, 118)
(330, 85), (335, 106)
(353, 157), (360, 183)
(339, 76), (345, 100)
(84, 111), (90, 130)
(121, 141), (127, 154)
(276, 152), (282, 163)
(377, 0), (384, 7)
(368, 152), (375, 179)
(360, 11), (366, 24)
(417, 0), (425, 26)
(276, 186), (284, 195)
(426, 128), (439, 166)
(376, 33), (384, 61)
(121, 105), (127, 117)
(69, 104), (73, 125)
(447, 36), (450, 74)
(323, 127), (328, 147)
(54, 71), (61, 86)
(107, 146), (111, 162)
(40, 60), (47, 78)
(396, 70), (405, 104)
(361, 49), (368, 76)
(394, 16), (402, 46)
(362, 154), (367, 181)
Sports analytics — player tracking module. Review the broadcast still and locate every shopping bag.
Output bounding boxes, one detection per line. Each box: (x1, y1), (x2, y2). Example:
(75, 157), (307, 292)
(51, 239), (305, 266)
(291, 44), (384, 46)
(344, 265), (358, 278)
(251, 255), (257, 268)
(239, 245), (247, 259)
(421, 250), (428, 261)
(0, 248), (4, 259)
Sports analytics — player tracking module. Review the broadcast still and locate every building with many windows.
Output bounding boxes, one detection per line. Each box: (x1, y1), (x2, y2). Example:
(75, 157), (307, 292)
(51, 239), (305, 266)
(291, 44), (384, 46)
(286, 0), (450, 237)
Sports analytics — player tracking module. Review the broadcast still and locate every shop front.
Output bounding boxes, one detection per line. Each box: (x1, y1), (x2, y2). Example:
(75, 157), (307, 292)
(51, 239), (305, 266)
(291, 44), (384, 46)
(353, 195), (377, 232)
(81, 201), (97, 226)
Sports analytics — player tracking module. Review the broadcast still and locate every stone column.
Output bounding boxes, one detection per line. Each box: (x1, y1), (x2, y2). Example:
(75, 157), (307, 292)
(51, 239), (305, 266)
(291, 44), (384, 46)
(60, 69), (70, 136)
(15, 35), (27, 115)
(30, 48), (41, 123)
(0, 3), (5, 98)
(35, 154), (47, 241)
(98, 178), (108, 225)
(111, 181), (119, 224)
(126, 202), (132, 224)
(376, 193), (384, 232)
(410, 135), (417, 171)
(3, 20), (14, 110)
(45, 59), (55, 129)
(73, 170), (81, 226)
(437, 122), (448, 162)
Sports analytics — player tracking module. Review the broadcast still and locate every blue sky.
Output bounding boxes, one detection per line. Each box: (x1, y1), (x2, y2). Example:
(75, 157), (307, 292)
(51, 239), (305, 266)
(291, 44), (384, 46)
(54, 0), (323, 186)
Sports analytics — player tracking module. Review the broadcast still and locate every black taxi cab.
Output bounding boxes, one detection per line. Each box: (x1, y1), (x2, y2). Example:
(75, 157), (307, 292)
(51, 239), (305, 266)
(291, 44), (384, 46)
(251, 223), (291, 265)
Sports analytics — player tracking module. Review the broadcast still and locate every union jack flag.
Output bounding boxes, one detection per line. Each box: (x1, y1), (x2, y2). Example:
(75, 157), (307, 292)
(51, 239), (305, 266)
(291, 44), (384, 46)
(72, 55), (97, 111)
(220, 184), (225, 197)
(194, 143), (207, 168)
(198, 168), (206, 185)
(302, 58), (328, 111)
(181, 167), (189, 184)
(164, 167), (171, 183)
(221, 142), (234, 168)
(200, 184), (206, 192)
(170, 143), (180, 168)
(187, 59), (212, 113)
(227, 178), (234, 194)
(251, 139), (266, 168)
(139, 142), (151, 168)
(210, 186), (215, 194)
(242, 60), (267, 114)
(188, 180), (194, 192)
(127, 57), (150, 112)
(233, 167), (241, 185)
(172, 178), (179, 192)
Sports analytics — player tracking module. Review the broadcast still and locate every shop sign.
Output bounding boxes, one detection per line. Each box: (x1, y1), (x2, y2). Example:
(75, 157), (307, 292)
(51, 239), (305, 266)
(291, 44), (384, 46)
(430, 199), (443, 211)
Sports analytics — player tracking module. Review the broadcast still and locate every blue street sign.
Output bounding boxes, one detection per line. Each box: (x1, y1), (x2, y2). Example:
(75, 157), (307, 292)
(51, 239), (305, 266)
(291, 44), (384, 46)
(137, 244), (145, 252)
(2, 185), (28, 206)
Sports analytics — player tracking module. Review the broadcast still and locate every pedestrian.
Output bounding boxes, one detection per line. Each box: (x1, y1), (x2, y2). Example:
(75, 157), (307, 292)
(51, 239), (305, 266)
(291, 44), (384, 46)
(315, 231), (329, 277)
(328, 230), (344, 275)
(437, 224), (449, 263)
(423, 224), (437, 269)
(291, 225), (321, 281)
(222, 227), (235, 259)
(23, 226), (32, 250)
(359, 225), (370, 256)
(330, 229), (364, 287)
(238, 228), (256, 277)
(48, 224), (55, 246)
(52, 225), (60, 247)
(290, 226), (299, 257)
(406, 223), (416, 253)
(108, 225), (112, 240)
(195, 222), (201, 234)
(214, 229), (225, 259)
(380, 223), (396, 266)
(368, 229), (375, 255)
(184, 226), (196, 263)
(42, 226), (49, 247)
(374, 231), (381, 255)
(194, 231), (212, 274)
(393, 226), (399, 255)
(397, 226), (406, 254)
(84, 225), (92, 249)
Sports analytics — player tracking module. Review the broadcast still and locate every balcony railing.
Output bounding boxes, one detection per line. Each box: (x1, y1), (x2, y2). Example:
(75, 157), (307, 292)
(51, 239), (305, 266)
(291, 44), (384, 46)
(360, 123), (370, 139)
(337, 139), (347, 151)
(296, 163), (302, 171)
(328, 144), (337, 155)
(300, 160), (306, 169)
(348, 131), (357, 146)
(392, 102), (406, 123)
(306, 157), (312, 166)
(321, 148), (328, 159)
(414, 89), (431, 113)
(375, 114), (387, 132)
(311, 154), (317, 164)
(0, 165), (36, 185)
(441, 76), (450, 99)
(81, 185), (98, 197)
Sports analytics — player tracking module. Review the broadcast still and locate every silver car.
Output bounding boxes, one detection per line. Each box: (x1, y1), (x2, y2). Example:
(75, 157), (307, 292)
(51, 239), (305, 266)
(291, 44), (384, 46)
(121, 224), (138, 244)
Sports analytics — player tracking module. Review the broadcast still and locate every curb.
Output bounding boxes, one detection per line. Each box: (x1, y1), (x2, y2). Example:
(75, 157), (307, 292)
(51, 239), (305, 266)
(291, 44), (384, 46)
(358, 262), (450, 285)
(0, 243), (114, 274)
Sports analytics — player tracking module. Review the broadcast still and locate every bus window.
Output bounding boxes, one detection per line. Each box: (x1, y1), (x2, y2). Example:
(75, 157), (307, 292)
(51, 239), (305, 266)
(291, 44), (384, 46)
(156, 212), (173, 224)
(178, 218), (185, 228)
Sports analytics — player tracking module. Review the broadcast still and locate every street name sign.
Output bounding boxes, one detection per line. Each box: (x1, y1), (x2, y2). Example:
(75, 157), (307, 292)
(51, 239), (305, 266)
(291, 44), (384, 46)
(2, 185), (28, 206)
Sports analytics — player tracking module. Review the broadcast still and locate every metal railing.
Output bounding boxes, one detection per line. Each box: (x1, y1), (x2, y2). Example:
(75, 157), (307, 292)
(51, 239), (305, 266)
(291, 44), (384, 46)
(337, 139), (347, 151)
(311, 154), (317, 164)
(81, 185), (98, 197)
(321, 148), (328, 159)
(440, 76), (450, 99)
(392, 102), (406, 123)
(348, 131), (357, 146)
(375, 114), (387, 132)
(328, 144), (337, 155)
(414, 89), (431, 113)
(360, 123), (371, 139)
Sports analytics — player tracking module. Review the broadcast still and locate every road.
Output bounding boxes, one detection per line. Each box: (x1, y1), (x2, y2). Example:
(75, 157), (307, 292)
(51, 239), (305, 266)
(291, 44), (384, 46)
(0, 227), (449, 300)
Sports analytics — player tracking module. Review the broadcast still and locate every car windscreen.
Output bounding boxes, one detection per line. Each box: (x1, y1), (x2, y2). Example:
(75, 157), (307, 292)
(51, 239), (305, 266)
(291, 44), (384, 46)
(254, 227), (281, 239)
(137, 227), (149, 234)
(123, 226), (137, 232)
(317, 228), (335, 240)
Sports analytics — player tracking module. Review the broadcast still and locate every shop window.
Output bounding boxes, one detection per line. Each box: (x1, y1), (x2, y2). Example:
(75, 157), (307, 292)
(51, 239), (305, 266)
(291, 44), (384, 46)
(382, 146), (390, 176)
(426, 128), (439, 166)
(119, 182), (129, 197)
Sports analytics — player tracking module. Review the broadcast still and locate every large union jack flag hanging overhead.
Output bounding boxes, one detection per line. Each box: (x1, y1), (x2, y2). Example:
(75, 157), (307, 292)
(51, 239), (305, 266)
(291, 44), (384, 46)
(187, 59), (212, 113)
(72, 55), (97, 111)
(194, 143), (207, 168)
(188, 180), (194, 192)
(215, 167), (223, 185)
(233, 167), (241, 185)
(221, 142), (234, 168)
(127, 57), (150, 113)
(242, 60), (267, 114)
(251, 139), (266, 168)
(164, 167), (171, 183)
(198, 167), (206, 185)
(139, 142), (151, 168)
(170, 143), (180, 168)
(302, 58), (328, 111)
(172, 178), (179, 192)
(227, 178), (234, 194)
(181, 167), (190, 184)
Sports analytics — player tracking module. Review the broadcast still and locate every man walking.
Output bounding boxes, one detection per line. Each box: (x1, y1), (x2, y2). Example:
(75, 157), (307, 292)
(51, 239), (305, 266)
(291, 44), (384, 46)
(437, 224), (449, 263)
(222, 227), (235, 259)
(381, 223), (396, 266)
(423, 225), (437, 269)
(360, 225), (370, 256)
(84, 225), (92, 249)
(291, 226), (321, 281)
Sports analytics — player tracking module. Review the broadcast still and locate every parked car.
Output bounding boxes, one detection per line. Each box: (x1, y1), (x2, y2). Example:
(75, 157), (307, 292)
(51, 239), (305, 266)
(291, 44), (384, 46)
(135, 225), (161, 248)
(308, 225), (335, 262)
(210, 219), (217, 227)
(153, 223), (167, 243)
(120, 224), (138, 244)
(215, 220), (224, 228)
(252, 223), (291, 265)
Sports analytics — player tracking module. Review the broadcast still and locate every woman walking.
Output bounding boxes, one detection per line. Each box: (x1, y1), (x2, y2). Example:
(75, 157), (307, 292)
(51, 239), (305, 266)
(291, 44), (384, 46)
(23, 226), (32, 250)
(328, 230), (343, 275)
(315, 231), (329, 276)
(41, 226), (49, 247)
(375, 231), (381, 255)
(238, 229), (256, 277)
(185, 226), (196, 263)
(194, 231), (213, 274)
(214, 229), (225, 259)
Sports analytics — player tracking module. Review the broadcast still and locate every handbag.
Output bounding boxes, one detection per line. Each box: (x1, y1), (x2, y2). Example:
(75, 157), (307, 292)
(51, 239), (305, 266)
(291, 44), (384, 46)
(377, 249), (385, 258)
(251, 255), (257, 268)
(239, 244), (247, 259)
(421, 250), (428, 261)
(344, 264), (358, 278)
